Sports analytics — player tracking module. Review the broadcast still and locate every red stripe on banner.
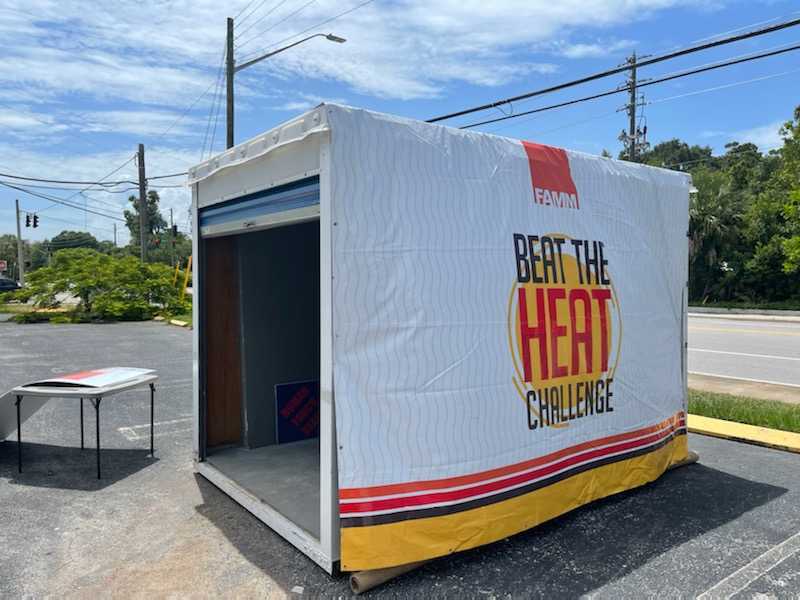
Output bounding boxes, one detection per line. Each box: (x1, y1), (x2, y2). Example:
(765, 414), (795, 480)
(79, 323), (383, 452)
(340, 421), (683, 515)
(340, 412), (685, 500)
(59, 369), (108, 381)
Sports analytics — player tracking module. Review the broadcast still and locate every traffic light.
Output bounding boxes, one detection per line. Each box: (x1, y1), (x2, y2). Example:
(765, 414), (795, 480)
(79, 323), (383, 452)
(32, 214), (39, 228)
(25, 214), (31, 227)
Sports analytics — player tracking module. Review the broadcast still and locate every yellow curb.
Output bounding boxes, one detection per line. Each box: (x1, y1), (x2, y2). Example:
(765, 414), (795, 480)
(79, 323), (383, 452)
(688, 414), (800, 454)
(169, 319), (188, 327)
(153, 316), (165, 322)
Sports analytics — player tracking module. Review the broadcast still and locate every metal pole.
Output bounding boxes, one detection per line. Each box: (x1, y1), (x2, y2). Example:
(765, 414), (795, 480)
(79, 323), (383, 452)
(80, 397), (84, 450)
(93, 398), (102, 479)
(15, 199), (25, 286)
(150, 383), (155, 456)
(170, 208), (175, 267)
(627, 52), (637, 162)
(16, 396), (22, 473)
(113, 223), (117, 247)
(137, 144), (148, 261)
(226, 17), (235, 149)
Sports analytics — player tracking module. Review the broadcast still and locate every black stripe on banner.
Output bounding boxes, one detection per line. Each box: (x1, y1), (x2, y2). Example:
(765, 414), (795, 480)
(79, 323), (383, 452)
(340, 428), (686, 528)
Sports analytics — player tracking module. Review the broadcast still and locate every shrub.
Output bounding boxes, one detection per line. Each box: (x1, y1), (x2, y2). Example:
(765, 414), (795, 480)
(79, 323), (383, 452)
(9, 248), (190, 321)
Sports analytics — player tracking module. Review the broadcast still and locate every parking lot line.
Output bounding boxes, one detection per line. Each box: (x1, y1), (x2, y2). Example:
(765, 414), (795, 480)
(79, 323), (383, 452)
(117, 416), (192, 441)
(697, 530), (800, 599)
(688, 371), (800, 389)
(689, 348), (800, 362)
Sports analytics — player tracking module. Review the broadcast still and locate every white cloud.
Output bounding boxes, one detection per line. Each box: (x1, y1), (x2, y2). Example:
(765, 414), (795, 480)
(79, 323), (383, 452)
(274, 92), (349, 112)
(78, 110), (201, 137)
(549, 39), (637, 59)
(0, 0), (710, 108)
(735, 121), (785, 152)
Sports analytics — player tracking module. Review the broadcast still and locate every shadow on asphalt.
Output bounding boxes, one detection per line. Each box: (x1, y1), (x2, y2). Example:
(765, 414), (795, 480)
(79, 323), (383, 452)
(0, 441), (157, 491)
(192, 463), (787, 597)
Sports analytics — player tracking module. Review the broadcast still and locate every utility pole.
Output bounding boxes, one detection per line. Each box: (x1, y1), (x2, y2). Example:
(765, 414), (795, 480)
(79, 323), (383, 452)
(14, 199), (25, 286)
(627, 52), (637, 162)
(137, 143), (148, 262)
(224, 17), (345, 150)
(113, 223), (117, 247)
(618, 52), (649, 162)
(226, 17), (235, 149)
(169, 208), (175, 267)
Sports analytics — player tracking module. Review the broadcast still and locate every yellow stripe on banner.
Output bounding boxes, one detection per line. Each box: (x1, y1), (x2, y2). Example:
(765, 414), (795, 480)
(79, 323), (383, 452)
(340, 435), (688, 571)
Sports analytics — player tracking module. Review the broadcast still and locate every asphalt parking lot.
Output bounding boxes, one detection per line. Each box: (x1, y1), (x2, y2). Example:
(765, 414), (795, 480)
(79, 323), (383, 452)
(2, 321), (800, 598)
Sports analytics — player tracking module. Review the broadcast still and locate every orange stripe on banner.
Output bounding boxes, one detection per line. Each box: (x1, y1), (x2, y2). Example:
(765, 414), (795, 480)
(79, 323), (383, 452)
(339, 411), (684, 500)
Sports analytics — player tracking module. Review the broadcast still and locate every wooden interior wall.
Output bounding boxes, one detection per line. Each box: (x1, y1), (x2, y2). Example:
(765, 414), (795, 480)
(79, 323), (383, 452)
(203, 235), (242, 447)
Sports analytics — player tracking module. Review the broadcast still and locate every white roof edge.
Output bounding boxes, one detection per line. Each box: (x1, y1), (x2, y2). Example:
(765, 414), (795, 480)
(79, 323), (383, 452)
(188, 105), (330, 185)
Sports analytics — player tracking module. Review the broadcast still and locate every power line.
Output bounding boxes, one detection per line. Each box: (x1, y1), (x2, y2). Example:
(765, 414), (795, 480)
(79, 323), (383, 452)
(233, 0), (261, 24)
(0, 181), (126, 222)
(427, 16), (800, 123)
(234, 0), (292, 44)
(648, 66), (800, 105)
(236, 0), (318, 54)
(237, 0), (375, 63)
(147, 172), (188, 181)
(38, 154), (137, 214)
(0, 171), (135, 186)
(0, 179), (129, 194)
(201, 44), (227, 159)
(19, 210), (116, 234)
(206, 58), (227, 159)
(460, 40), (800, 129)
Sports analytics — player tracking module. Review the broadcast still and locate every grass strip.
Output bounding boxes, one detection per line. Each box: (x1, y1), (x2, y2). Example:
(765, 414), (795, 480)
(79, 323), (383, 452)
(689, 389), (800, 434)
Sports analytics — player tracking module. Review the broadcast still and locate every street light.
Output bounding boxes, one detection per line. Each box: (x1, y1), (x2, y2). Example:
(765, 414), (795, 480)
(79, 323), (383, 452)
(226, 17), (347, 149)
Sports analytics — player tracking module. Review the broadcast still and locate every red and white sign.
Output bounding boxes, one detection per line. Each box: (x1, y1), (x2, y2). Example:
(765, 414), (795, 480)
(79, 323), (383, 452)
(0, 260), (7, 272)
(24, 367), (154, 388)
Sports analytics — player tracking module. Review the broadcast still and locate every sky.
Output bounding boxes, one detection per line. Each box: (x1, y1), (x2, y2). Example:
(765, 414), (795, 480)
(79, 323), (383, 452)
(1, 0), (798, 246)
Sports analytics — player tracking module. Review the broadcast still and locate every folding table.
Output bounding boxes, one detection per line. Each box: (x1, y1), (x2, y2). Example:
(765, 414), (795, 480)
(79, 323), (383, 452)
(10, 368), (158, 479)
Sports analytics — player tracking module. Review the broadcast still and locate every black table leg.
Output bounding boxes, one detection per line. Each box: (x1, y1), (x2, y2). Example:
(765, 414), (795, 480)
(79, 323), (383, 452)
(80, 397), (84, 450)
(15, 395), (22, 473)
(91, 398), (102, 479)
(149, 383), (155, 456)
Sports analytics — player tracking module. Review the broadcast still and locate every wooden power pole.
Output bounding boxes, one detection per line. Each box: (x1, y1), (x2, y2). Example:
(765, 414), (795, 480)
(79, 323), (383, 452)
(15, 199), (25, 285)
(137, 143), (148, 261)
(226, 17), (235, 149)
(627, 52), (637, 162)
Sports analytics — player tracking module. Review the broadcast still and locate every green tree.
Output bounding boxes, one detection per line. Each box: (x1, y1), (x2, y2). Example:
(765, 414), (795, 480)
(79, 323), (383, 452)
(0, 233), (29, 281)
(124, 190), (168, 258)
(777, 107), (800, 273)
(11, 248), (189, 320)
(50, 230), (99, 251)
(687, 167), (742, 300)
(637, 139), (716, 170)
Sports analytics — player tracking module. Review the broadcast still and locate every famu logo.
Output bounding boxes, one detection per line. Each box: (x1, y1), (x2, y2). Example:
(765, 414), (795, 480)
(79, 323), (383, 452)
(508, 234), (622, 431)
(522, 141), (579, 210)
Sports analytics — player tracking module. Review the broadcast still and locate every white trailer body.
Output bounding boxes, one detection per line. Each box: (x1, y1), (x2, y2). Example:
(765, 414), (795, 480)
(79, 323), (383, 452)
(190, 104), (691, 573)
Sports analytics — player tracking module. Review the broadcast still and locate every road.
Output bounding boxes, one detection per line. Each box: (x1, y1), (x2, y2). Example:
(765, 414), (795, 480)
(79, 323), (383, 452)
(689, 315), (800, 388)
(2, 321), (800, 597)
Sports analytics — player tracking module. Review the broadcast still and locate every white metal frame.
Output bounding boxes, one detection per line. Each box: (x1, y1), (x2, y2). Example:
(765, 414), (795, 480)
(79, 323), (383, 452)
(191, 112), (339, 573)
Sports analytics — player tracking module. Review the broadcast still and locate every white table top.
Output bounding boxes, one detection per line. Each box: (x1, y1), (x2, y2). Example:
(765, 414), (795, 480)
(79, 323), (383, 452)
(12, 368), (158, 399)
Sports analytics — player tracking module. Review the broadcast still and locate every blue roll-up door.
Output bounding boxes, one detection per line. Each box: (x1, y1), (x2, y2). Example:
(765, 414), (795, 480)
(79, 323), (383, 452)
(199, 176), (319, 237)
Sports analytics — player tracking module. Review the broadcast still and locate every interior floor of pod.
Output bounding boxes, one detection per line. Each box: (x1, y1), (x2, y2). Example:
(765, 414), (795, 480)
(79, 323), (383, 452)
(206, 439), (321, 539)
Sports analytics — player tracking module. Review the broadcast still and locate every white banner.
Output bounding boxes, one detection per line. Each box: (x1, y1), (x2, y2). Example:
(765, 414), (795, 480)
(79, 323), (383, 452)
(326, 105), (690, 570)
